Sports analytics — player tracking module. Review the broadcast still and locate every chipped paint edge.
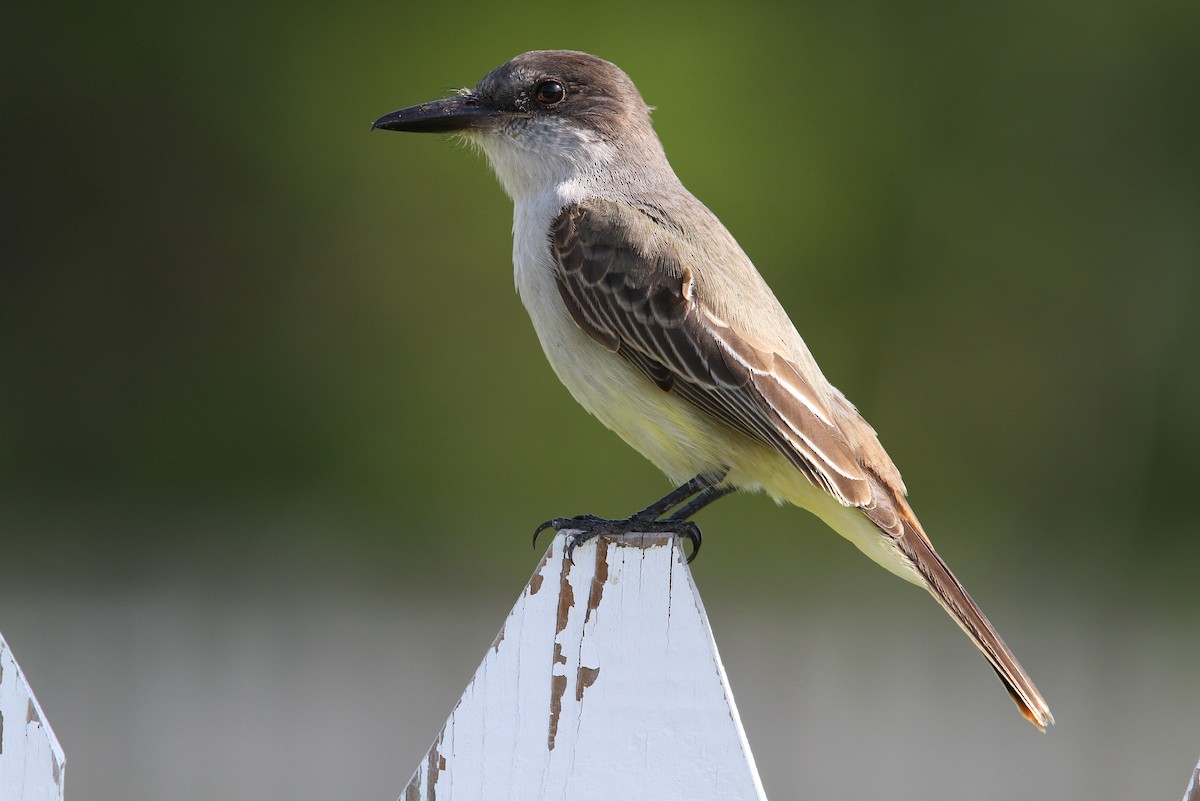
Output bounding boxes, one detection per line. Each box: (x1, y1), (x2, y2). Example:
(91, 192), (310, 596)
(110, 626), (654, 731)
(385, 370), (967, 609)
(1183, 753), (1200, 801)
(0, 630), (67, 799)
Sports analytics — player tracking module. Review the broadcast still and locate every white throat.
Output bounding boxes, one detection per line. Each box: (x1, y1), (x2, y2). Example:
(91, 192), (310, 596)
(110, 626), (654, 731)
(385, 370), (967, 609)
(470, 118), (619, 206)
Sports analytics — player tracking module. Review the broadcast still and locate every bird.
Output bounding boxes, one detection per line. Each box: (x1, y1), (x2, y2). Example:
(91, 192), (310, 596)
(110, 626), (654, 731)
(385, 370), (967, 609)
(372, 50), (1053, 730)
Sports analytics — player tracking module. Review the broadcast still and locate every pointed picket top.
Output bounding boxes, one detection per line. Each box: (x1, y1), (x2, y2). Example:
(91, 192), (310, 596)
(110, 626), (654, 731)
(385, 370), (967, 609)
(0, 631), (66, 801)
(1183, 753), (1200, 801)
(402, 532), (768, 801)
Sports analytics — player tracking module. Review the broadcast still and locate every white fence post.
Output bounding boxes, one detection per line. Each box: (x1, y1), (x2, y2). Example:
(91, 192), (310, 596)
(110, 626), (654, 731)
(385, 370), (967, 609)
(0, 631), (66, 801)
(401, 531), (768, 801)
(1183, 753), (1200, 801)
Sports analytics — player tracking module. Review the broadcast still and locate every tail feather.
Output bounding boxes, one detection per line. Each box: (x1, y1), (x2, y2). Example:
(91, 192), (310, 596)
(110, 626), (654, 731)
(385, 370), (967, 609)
(895, 514), (1054, 730)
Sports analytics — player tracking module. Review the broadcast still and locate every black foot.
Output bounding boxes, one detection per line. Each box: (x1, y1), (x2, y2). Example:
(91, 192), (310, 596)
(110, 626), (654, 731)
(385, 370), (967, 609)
(531, 471), (732, 565)
(533, 514), (703, 563)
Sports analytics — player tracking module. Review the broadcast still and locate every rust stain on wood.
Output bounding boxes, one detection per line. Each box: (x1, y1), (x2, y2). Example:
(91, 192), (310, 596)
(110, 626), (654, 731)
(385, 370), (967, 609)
(405, 729), (446, 801)
(610, 532), (672, 552)
(554, 547), (574, 635)
(548, 545), (577, 751)
(547, 674), (567, 751)
(529, 547), (552, 595)
(426, 730), (445, 801)
(575, 666), (600, 701)
(585, 537), (609, 625)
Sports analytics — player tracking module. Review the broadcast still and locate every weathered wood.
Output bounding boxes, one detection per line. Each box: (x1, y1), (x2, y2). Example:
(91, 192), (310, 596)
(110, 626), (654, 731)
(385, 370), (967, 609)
(402, 532), (767, 800)
(1183, 753), (1200, 801)
(0, 631), (66, 801)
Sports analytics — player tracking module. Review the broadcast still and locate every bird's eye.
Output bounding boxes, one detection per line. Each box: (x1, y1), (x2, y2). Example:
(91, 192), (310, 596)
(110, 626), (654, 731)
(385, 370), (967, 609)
(535, 80), (566, 106)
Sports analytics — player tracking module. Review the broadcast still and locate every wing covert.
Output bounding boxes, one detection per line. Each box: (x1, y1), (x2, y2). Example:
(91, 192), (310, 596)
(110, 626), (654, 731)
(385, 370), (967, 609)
(550, 199), (874, 507)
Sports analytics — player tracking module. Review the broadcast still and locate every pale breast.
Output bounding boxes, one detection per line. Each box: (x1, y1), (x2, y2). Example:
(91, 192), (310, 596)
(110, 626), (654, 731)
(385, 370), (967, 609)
(510, 189), (733, 484)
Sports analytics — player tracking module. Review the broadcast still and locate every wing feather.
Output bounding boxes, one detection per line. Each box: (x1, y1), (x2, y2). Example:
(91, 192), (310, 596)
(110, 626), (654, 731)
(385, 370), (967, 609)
(551, 199), (870, 506)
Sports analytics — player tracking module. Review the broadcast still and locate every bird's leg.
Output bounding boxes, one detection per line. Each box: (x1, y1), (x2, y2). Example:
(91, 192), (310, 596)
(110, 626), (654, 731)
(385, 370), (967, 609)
(533, 470), (730, 563)
(629, 473), (721, 521)
(667, 484), (736, 521)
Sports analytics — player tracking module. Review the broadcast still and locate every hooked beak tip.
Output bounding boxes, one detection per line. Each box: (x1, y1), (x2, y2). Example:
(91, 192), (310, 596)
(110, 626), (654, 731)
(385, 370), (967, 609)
(372, 95), (502, 134)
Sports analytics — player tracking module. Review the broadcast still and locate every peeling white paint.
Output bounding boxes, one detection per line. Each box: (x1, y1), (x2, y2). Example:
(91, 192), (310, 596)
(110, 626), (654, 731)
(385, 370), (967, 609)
(1183, 754), (1200, 801)
(401, 532), (767, 800)
(0, 631), (66, 801)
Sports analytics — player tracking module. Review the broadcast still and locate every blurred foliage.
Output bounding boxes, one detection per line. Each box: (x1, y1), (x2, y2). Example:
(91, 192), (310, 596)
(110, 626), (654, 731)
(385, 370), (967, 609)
(1, 0), (1197, 597)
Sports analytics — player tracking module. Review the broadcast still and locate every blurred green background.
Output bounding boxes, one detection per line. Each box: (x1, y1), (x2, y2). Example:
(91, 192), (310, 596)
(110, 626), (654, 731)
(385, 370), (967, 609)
(2, 0), (1198, 798)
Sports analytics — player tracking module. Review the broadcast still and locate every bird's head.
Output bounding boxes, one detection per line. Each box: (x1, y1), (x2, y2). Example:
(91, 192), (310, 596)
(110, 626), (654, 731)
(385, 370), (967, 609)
(373, 51), (663, 199)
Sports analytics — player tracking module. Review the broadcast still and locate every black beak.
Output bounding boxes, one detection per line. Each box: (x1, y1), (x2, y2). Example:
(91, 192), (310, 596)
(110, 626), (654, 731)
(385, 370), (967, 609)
(371, 94), (504, 133)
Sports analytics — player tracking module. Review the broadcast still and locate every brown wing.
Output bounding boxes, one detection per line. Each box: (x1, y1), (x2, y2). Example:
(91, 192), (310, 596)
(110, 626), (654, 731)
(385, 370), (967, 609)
(551, 199), (871, 506)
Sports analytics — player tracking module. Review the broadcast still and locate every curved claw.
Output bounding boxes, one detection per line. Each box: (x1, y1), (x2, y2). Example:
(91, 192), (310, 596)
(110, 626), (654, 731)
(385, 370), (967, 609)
(532, 518), (558, 549)
(564, 531), (600, 565)
(681, 522), (702, 563)
(532, 515), (606, 550)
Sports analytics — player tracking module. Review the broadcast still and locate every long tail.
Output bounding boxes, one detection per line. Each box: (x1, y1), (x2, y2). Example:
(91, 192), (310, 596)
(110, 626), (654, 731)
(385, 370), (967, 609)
(894, 512), (1054, 730)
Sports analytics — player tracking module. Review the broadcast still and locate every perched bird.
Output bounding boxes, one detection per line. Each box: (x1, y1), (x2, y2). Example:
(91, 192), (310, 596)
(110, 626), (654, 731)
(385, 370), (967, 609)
(373, 50), (1052, 730)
